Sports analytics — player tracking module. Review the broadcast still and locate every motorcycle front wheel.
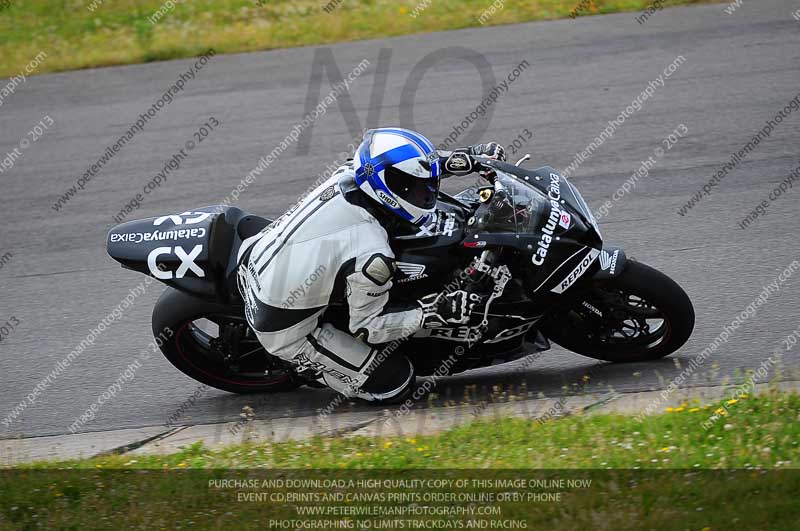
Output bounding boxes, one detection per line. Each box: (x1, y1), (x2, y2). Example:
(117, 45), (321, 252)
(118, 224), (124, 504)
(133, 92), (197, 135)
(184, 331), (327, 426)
(152, 288), (300, 394)
(539, 260), (695, 362)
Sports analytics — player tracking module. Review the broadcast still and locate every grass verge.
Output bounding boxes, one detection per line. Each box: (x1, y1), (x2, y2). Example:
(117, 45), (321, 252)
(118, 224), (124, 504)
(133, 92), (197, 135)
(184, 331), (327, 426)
(1, 0), (714, 78)
(0, 391), (797, 529)
(20, 389), (798, 470)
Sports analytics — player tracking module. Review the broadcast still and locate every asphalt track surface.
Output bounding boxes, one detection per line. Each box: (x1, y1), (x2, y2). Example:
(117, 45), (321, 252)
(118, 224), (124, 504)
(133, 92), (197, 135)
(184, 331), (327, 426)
(1, 0), (799, 440)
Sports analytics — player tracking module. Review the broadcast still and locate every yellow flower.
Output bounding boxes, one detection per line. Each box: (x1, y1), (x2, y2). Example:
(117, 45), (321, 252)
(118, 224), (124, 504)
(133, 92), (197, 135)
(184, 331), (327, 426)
(177, 462), (187, 468)
(384, 441), (393, 449)
(659, 447), (670, 452)
(715, 408), (728, 416)
(355, 452), (363, 457)
(702, 527), (711, 531)
(398, 6), (408, 14)
(406, 438), (417, 444)
(739, 394), (749, 399)
(665, 407), (674, 412)
(674, 407), (685, 412)
(726, 399), (738, 405)
(689, 408), (700, 413)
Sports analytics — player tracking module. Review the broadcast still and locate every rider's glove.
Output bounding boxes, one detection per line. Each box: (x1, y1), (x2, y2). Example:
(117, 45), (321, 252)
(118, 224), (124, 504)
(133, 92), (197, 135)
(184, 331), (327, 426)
(419, 290), (480, 329)
(469, 142), (506, 161)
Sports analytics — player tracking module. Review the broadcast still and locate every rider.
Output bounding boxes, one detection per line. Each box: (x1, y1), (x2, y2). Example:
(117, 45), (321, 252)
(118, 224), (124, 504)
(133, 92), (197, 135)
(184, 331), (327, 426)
(237, 128), (506, 403)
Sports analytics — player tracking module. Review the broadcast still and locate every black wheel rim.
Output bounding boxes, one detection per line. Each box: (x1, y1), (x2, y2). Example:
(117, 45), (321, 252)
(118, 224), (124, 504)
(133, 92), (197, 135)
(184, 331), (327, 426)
(175, 315), (292, 387)
(570, 287), (672, 351)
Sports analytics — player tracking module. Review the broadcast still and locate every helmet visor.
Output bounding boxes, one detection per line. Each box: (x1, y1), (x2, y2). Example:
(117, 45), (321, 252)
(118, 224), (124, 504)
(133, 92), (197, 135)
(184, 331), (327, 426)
(384, 166), (439, 209)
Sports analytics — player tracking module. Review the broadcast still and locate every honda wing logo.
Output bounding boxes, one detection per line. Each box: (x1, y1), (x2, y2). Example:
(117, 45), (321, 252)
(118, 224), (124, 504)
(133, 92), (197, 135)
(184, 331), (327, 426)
(599, 249), (619, 275)
(396, 262), (428, 282)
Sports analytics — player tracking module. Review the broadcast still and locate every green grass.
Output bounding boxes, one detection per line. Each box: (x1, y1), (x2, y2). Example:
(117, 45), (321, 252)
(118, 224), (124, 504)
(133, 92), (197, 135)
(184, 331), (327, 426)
(0, 0), (714, 77)
(0, 392), (797, 530)
(18, 390), (797, 470)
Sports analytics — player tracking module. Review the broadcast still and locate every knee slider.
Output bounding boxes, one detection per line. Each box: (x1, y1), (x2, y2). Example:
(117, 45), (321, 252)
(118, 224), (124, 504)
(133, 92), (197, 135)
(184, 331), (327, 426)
(360, 354), (414, 402)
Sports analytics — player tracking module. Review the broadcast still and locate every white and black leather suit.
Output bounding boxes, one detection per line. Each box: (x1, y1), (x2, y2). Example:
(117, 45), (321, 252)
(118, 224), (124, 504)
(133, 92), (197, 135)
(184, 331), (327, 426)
(236, 143), (502, 403)
(237, 161), (425, 402)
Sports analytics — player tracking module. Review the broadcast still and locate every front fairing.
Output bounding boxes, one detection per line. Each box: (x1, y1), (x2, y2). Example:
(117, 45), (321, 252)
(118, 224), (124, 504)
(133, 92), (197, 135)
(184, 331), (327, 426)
(457, 162), (603, 297)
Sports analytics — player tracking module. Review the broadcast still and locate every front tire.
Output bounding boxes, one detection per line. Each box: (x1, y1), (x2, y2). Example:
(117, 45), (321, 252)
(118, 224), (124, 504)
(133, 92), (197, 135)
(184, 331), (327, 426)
(540, 260), (694, 362)
(152, 288), (300, 394)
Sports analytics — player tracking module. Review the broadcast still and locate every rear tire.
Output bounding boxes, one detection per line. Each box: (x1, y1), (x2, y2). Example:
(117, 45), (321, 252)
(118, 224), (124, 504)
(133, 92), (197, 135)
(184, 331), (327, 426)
(540, 260), (694, 362)
(152, 287), (300, 394)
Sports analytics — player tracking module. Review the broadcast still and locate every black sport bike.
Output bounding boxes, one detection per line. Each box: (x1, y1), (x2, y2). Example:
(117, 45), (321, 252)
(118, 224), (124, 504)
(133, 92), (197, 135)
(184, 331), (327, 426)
(106, 156), (694, 394)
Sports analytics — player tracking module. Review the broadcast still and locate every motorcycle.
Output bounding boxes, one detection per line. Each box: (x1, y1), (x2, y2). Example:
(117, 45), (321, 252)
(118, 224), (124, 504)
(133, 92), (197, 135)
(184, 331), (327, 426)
(106, 155), (695, 394)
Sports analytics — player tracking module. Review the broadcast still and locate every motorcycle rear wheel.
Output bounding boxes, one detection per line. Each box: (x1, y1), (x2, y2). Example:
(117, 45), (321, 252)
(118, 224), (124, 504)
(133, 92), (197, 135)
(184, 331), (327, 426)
(540, 260), (694, 362)
(152, 287), (300, 394)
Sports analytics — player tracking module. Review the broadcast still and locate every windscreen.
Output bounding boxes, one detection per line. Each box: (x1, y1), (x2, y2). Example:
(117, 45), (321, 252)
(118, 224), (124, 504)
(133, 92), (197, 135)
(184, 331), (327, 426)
(466, 173), (550, 236)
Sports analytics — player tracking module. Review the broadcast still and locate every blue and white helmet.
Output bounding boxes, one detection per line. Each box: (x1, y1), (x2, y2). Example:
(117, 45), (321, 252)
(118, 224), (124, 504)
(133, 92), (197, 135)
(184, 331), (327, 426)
(354, 128), (440, 226)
